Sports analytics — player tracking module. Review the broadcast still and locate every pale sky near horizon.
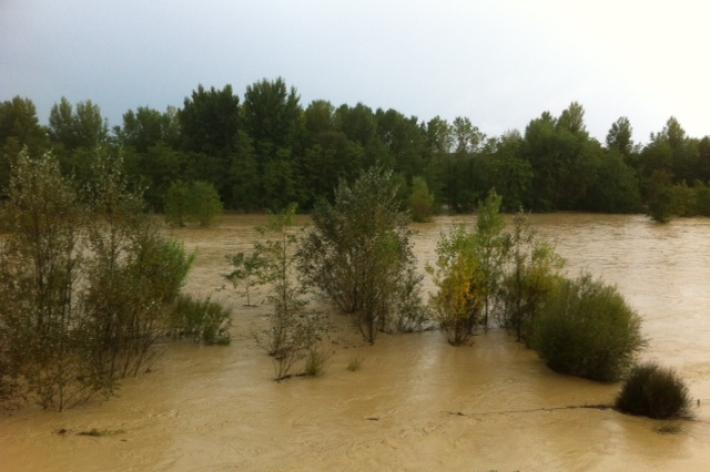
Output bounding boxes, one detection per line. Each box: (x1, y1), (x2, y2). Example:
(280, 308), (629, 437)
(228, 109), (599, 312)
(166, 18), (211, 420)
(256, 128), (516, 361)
(1, 0), (708, 143)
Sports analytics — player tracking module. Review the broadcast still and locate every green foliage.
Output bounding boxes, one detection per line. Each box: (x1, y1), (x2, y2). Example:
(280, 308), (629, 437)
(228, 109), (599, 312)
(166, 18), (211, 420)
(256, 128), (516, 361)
(409, 176), (435, 222)
(224, 251), (265, 306)
(48, 97), (107, 151)
(0, 96), (49, 192)
(0, 151), (199, 410)
(645, 170), (674, 223)
(191, 181), (223, 226)
(0, 151), (83, 410)
(299, 167), (427, 343)
(7, 81), (710, 217)
(164, 180), (223, 227)
(252, 205), (329, 380)
(531, 274), (645, 382)
(606, 117), (634, 157)
(169, 295), (231, 345)
(615, 363), (691, 419)
(499, 213), (563, 343)
(427, 225), (482, 345)
(474, 191), (509, 329)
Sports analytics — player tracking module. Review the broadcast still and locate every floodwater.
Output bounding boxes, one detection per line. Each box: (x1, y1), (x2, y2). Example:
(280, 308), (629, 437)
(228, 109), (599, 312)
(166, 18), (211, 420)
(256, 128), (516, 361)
(2, 213), (710, 471)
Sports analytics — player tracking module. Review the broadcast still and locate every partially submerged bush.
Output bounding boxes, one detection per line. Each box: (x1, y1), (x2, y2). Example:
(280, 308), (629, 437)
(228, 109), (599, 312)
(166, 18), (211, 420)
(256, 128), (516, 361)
(499, 212), (563, 343)
(0, 152), (203, 410)
(0, 152), (85, 410)
(224, 251), (265, 307)
(299, 167), (427, 343)
(346, 357), (363, 372)
(164, 180), (223, 227)
(303, 348), (329, 377)
(255, 205), (329, 380)
(409, 176), (434, 222)
(616, 363), (691, 419)
(531, 274), (645, 381)
(428, 226), (482, 345)
(169, 295), (231, 345)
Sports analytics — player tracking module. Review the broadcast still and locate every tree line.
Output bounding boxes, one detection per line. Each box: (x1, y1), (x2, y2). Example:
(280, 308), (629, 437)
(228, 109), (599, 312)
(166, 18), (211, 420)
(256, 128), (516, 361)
(2, 78), (709, 220)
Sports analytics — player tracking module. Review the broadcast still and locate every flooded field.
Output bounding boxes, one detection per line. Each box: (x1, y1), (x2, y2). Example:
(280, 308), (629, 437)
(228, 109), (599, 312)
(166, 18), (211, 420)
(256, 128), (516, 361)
(2, 213), (710, 471)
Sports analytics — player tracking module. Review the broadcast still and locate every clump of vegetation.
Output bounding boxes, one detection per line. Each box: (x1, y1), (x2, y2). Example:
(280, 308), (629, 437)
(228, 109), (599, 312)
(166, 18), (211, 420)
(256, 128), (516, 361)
(81, 156), (197, 396)
(616, 363), (691, 419)
(409, 176), (435, 222)
(346, 357), (363, 372)
(225, 251), (265, 307)
(427, 191), (516, 344)
(646, 170), (674, 223)
(531, 274), (645, 382)
(427, 226), (482, 345)
(169, 295), (231, 345)
(498, 212), (563, 343)
(164, 180), (223, 227)
(0, 152), (221, 410)
(472, 191), (509, 330)
(299, 167), (427, 343)
(0, 152), (86, 410)
(252, 205), (329, 380)
(303, 348), (329, 377)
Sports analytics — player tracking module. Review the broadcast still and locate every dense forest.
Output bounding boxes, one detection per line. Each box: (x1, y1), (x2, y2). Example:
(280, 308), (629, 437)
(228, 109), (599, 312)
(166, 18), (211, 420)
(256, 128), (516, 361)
(1, 77), (709, 218)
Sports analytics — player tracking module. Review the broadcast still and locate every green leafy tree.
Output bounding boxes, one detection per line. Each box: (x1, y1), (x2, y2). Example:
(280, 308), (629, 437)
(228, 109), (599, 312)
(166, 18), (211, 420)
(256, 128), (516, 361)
(474, 191), (508, 330)
(225, 251), (265, 307)
(164, 181), (191, 227)
(0, 151), (83, 410)
(409, 176), (435, 222)
(164, 181), (223, 227)
(253, 205), (327, 380)
(299, 167), (426, 343)
(427, 226), (482, 345)
(48, 97), (107, 151)
(606, 116), (634, 157)
(0, 97), (49, 192)
(645, 170), (674, 223)
(190, 181), (223, 226)
(499, 213), (563, 343)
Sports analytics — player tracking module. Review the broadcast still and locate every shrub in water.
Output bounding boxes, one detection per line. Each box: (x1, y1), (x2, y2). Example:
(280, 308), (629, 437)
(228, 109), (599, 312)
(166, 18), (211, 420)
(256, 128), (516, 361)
(164, 180), (223, 227)
(170, 295), (232, 345)
(303, 348), (329, 377)
(409, 176), (434, 222)
(531, 274), (645, 381)
(346, 357), (362, 372)
(499, 212), (563, 344)
(616, 363), (691, 419)
(299, 167), (426, 344)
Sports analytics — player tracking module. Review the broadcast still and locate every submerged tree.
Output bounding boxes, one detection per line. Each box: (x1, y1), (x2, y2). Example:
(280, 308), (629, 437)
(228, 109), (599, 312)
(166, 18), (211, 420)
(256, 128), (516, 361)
(498, 213), (563, 343)
(0, 151), (83, 410)
(473, 191), (509, 330)
(427, 226), (482, 345)
(164, 180), (223, 227)
(253, 205), (327, 380)
(409, 176), (435, 222)
(225, 251), (265, 307)
(299, 167), (427, 343)
(0, 151), (214, 410)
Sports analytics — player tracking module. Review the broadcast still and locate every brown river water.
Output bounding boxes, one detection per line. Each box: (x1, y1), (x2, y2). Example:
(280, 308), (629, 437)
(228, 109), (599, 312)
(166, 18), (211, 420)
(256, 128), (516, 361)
(2, 213), (710, 471)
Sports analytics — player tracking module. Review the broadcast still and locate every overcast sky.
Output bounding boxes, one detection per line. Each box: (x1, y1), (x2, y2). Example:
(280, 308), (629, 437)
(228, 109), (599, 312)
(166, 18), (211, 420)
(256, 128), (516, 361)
(1, 0), (708, 142)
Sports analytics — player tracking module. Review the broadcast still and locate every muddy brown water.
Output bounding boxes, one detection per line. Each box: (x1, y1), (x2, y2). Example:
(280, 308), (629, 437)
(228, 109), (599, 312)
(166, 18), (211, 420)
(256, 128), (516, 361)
(2, 213), (710, 471)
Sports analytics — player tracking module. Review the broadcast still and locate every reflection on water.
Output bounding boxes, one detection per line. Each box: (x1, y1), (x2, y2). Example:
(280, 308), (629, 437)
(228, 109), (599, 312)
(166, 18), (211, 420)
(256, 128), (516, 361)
(2, 213), (710, 471)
